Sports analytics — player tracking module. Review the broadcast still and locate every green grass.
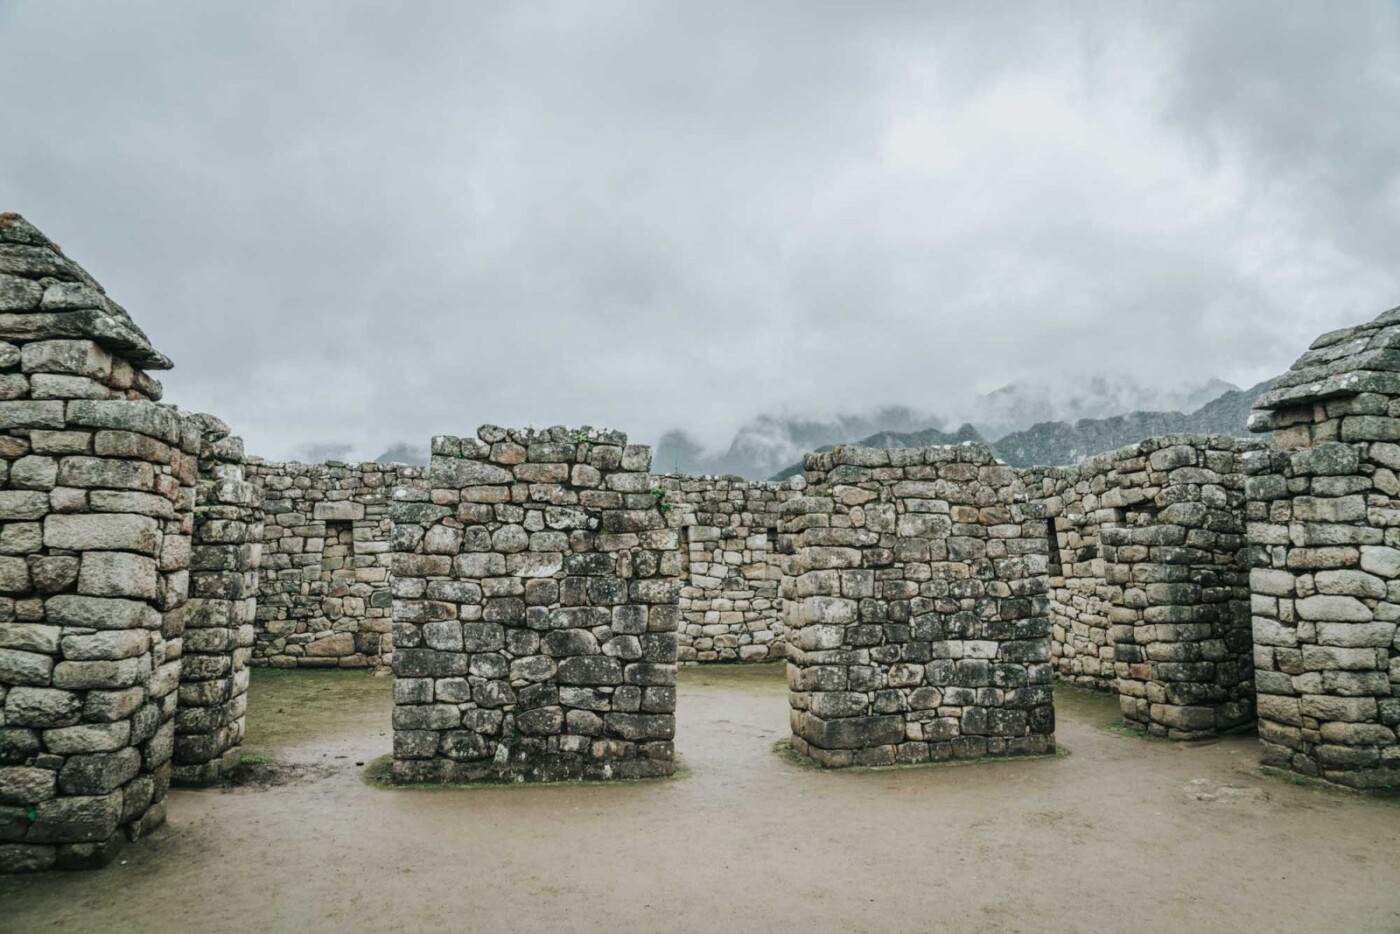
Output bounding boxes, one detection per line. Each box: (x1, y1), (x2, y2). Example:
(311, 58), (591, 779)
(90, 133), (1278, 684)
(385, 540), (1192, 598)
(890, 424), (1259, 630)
(362, 753), (690, 791)
(678, 660), (787, 691)
(1257, 765), (1400, 803)
(771, 738), (1066, 773)
(243, 667), (392, 759)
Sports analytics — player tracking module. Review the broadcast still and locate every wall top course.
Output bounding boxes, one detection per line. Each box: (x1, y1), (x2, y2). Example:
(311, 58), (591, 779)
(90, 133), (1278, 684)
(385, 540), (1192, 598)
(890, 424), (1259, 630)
(1252, 305), (1400, 415)
(0, 213), (171, 371)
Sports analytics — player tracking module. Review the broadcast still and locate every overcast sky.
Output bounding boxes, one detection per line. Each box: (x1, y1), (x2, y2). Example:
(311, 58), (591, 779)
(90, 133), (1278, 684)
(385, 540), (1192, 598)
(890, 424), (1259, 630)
(1, 1), (1397, 459)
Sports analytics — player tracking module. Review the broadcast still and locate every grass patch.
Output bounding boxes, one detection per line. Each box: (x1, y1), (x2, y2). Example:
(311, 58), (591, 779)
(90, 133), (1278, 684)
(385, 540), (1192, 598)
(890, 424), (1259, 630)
(239, 753), (272, 766)
(245, 667), (392, 755)
(1258, 765), (1400, 803)
(771, 738), (1066, 773)
(362, 753), (691, 791)
(679, 660), (787, 692)
(1105, 721), (1171, 743)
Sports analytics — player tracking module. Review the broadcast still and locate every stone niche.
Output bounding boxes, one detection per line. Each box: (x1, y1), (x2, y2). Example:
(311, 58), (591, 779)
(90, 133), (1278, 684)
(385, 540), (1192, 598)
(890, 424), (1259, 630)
(0, 214), (195, 872)
(1035, 436), (1260, 739)
(1247, 306), (1400, 790)
(780, 442), (1055, 768)
(245, 460), (427, 668)
(389, 426), (681, 783)
(653, 474), (801, 662)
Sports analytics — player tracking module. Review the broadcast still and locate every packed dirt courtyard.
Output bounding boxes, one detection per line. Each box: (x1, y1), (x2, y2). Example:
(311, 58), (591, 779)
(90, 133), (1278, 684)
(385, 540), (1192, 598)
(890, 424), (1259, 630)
(3, 665), (1398, 934)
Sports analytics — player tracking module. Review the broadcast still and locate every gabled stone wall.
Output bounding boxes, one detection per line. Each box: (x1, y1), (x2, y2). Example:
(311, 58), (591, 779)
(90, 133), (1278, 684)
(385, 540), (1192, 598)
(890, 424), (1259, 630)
(780, 442), (1055, 768)
(1248, 307), (1400, 790)
(245, 460), (427, 668)
(1034, 436), (1260, 738)
(389, 427), (681, 783)
(0, 214), (196, 872)
(653, 475), (800, 662)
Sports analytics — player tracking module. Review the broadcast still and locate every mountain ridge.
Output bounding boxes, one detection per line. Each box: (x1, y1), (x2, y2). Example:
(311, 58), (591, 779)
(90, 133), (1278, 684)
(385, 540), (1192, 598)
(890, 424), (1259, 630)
(767, 380), (1269, 479)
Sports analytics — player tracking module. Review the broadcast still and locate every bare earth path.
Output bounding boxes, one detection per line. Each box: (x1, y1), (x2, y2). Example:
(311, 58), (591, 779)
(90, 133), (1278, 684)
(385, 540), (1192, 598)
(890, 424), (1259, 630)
(3, 665), (1398, 934)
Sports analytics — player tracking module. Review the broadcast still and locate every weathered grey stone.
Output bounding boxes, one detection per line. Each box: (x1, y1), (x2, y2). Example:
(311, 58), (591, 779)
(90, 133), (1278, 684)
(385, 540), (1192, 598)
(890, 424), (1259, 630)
(57, 749), (142, 795)
(0, 767), (57, 806)
(77, 551), (158, 599)
(0, 648), (53, 685)
(4, 687), (83, 727)
(43, 514), (159, 555)
(45, 594), (161, 630)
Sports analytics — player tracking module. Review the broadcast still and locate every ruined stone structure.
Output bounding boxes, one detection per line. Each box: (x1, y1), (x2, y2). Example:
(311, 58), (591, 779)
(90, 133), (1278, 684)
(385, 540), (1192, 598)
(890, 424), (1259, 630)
(654, 474), (799, 662)
(245, 459), (426, 669)
(1036, 436), (1260, 738)
(780, 443), (1056, 767)
(1247, 307), (1400, 790)
(7, 207), (1400, 876)
(388, 427), (681, 783)
(173, 416), (260, 786)
(0, 214), (197, 872)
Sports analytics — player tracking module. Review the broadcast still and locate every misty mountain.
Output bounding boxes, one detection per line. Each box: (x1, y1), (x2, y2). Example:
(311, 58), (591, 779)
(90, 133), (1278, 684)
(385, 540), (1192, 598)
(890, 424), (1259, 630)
(375, 442), (430, 466)
(983, 380), (1268, 467)
(766, 380), (1270, 477)
(660, 374), (1242, 480)
(769, 424), (986, 481)
(968, 376), (1240, 439)
(653, 406), (940, 477)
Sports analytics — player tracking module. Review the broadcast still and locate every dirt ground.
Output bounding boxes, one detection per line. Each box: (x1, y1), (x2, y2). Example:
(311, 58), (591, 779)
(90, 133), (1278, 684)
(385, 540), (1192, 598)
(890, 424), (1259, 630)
(3, 665), (1399, 934)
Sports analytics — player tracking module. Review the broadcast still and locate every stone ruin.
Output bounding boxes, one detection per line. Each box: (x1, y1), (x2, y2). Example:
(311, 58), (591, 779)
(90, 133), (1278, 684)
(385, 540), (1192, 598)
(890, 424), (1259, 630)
(388, 429), (679, 782)
(244, 459), (426, 669)
(1, 210), (1398, 872)
(1246, 312), (1400, 790)
(780, 443), (1056, 766)
(1036, 436), (1260, 739)
(0, 215), (205, 871)
(654, 474), (799, 663)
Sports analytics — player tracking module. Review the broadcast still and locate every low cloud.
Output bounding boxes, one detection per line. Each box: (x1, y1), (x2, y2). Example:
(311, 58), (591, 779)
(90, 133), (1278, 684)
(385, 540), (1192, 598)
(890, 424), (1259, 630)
(1, 0), (1395, 458)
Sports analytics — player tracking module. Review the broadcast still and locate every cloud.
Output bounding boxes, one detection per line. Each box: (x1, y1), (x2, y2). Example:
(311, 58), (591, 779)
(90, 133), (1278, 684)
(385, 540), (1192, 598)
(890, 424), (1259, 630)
(0, 0), (1395, 458)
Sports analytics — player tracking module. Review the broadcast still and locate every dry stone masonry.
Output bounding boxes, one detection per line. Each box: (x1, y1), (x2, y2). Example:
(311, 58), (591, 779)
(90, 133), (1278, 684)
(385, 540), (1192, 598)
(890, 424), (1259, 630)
(654, 475), (800, 662)
(0, 214), (197, 872)
(780, 442), (1055, 768)
(245, 460), (426, 668)
(1248, 307), (1400, 790)
(7, 206), (1400, 876)
(1036, 436), (1260, 738)
(389, 427), (681, 783)
(173, 416), (261, 786)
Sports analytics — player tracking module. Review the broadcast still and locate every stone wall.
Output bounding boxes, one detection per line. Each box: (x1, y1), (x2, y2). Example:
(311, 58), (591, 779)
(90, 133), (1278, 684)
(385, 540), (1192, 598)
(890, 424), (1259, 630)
(1035, 436), (1260, 739)
(389, 426), (681, 783)
(654, 474), (799, 662)
(245, 459), (426, 668)
(0, 214), (196, 872)
(172, 415), (261, 786)
(1248, 307), (1400, 789)
(779, 442), (1055, 768)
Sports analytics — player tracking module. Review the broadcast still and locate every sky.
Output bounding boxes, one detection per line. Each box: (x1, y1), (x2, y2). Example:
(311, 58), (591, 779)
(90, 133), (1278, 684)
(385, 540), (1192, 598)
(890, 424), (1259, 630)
(1, 0), (1397, 460)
